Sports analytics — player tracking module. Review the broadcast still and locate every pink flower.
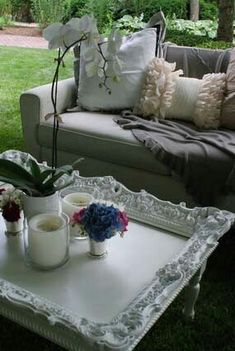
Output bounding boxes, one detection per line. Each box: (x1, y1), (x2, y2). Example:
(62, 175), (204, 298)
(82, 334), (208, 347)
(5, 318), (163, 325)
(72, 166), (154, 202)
(2, 201), (21, 222)
(71, 208), (85, 223)
(0, 188), (6, 195)
(119, 211), (129, 231)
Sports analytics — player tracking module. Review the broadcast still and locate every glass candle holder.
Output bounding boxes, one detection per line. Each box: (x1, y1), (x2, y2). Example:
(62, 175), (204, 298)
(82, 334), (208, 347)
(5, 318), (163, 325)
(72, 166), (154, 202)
(62, 192), (93, 216)
(24, 213), (69, 270)
(60, 188), (96, 240)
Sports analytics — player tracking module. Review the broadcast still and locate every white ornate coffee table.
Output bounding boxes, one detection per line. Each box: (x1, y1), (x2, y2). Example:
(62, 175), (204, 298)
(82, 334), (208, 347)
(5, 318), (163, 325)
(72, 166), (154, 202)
(0, 174), (234, 351)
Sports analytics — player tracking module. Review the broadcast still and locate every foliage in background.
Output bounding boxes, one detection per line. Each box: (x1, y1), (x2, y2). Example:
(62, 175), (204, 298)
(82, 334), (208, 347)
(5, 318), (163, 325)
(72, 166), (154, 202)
(10, 0), (32, 22)
(62, 0), (219, 33)
(199, 0), (218, 20)
(2, 0), (221, 34)
(77, 0), (116, 34)
(62, 0), (218, 33)
(0, 16), (11, 28)
(31, 0), (69, 28)
(63, 0), (117, 32)
(115, 14), (145, 34)
(167, 18), (218, 39)
(0, 0), (11, 17)
(63, 0), (86, 21)
(166, 29), (232, 49)
(116, 0), (188, 21)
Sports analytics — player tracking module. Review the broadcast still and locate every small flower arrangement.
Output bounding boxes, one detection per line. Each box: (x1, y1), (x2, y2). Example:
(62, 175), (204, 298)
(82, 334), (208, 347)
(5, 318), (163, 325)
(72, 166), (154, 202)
(0, 186), (23, 222)
(71, 202), (128, 242)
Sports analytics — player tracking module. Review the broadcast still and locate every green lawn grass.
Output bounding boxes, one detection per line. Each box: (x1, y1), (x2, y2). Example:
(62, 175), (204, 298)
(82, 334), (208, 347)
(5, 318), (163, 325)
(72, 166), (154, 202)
(0, 46), (234, 351)
(0, 46), (73, 152)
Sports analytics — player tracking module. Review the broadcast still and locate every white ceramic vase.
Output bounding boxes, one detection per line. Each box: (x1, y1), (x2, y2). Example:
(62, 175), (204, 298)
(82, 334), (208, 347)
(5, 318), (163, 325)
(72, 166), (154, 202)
(89, 238), (108, 258)
(22, 192), (61, 219)
(4, 212), (24, 235)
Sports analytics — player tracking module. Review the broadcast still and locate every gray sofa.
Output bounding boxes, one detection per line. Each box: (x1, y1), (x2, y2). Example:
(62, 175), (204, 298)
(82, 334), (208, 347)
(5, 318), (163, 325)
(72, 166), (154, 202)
(20, 44), (235, 211)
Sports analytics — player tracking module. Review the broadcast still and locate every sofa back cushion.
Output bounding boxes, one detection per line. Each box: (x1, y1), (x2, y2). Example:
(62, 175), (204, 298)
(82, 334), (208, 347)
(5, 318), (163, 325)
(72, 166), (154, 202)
(163, 44), (230, 78)
(77, 28), (157, 112)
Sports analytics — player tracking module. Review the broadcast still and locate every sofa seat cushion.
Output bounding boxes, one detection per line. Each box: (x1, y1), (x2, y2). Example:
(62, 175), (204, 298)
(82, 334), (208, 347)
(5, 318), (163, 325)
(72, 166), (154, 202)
(38, 112), (170, 175)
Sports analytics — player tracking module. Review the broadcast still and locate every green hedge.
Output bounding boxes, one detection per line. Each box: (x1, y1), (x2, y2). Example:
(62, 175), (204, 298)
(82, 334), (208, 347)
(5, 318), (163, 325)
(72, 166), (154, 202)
(166, 29), (232, 49)
(63, 0), (86, 20)
(0, 0), (11, 17)
(199, 0), (218, 20)
(117, 0), (188, 21)
(10, 0), (32, 21)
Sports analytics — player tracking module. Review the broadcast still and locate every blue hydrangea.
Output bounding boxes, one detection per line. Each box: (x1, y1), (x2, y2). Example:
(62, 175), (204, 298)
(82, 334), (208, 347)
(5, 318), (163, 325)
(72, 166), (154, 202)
(79, 203), (124, 242)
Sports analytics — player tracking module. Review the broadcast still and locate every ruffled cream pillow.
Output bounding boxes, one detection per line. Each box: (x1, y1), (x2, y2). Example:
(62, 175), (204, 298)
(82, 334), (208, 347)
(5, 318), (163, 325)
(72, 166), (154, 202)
(220, 49), (235, 130)
(134, 57), (183, 118)
(135, 57), (226, 129)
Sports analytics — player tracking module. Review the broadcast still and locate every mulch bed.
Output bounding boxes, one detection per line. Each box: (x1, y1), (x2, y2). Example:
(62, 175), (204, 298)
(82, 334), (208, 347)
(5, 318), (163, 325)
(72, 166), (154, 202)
(0, 26), (42, 37)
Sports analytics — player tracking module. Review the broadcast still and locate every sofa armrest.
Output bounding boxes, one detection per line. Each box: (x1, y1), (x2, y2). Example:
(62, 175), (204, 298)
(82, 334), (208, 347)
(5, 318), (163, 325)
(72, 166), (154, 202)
(20, 78), (77, 161)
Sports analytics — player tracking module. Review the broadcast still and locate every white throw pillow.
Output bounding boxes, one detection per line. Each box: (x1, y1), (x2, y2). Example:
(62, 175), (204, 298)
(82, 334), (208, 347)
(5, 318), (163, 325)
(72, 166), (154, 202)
(78, 28), (157, 111)
(135, 57), (226, 129)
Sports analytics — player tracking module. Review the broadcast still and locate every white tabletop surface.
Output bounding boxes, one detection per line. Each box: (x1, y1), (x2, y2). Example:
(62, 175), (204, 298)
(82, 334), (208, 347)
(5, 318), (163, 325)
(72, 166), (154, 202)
(0, 217), (186, 323)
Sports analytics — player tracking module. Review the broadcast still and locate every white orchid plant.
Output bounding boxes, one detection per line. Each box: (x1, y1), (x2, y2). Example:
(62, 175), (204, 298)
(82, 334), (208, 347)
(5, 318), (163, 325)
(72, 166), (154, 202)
(43, 15), (123, 168)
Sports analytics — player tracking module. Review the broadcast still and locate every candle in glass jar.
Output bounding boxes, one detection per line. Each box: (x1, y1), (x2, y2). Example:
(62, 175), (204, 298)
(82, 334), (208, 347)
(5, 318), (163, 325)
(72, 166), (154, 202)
(61, 192), (93, 217)
(27, 213), (69, 269)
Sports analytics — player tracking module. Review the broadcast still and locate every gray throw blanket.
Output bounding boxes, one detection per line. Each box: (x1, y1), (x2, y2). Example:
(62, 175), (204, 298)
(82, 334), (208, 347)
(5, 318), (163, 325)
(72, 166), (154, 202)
(114, 111), (235, 206)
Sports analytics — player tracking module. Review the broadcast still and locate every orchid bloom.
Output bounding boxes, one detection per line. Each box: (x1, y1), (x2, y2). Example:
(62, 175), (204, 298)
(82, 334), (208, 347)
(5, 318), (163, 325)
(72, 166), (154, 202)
(76, 15), (99, 45)
(43, 15), (99, 51)
(83, 42), (105, 78)
(43, 23), (74, 50)
(107, 30), (122, 57)
(106, 30), (123, 79)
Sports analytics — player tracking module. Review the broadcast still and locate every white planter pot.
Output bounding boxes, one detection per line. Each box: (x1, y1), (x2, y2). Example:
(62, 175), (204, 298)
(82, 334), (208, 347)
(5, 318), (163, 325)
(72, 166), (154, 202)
(22, 192), (61, 219)
(89, 238), (108, 258)
(4, 212), (24, 235)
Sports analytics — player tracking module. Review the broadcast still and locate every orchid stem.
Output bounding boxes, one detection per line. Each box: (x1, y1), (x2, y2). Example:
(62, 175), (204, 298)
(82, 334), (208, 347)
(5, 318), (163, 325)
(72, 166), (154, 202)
(50, 35), (110, 168)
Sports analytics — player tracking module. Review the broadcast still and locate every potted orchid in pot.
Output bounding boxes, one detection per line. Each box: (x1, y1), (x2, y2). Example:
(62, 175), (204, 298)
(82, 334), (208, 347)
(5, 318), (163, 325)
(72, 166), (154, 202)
(71, 202), (129, 257)
(0, 154), (74, 219)
(0, 186), (24, 235)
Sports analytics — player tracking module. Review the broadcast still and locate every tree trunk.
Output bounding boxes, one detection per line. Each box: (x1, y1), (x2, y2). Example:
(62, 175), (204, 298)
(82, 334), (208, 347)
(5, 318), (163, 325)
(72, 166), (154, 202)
(217, 0), (235, 42)
(190, 0), (199, 22)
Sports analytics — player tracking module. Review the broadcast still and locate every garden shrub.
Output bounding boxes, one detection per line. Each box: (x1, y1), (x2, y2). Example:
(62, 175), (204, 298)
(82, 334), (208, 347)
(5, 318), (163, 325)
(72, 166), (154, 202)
(115, 14), (145, 33)
(166, 29), (232, 49)
(31, 0), (69, 27)
(167, 19), (217, 39)
(0, 16), (11, 28)
(63, 0), (86, 21)
(116, 0), (188, 21)
(0, 0), (11, 17)
(199, 0), (218, 20)
(77, 0), (116, 33)
(10, 0), (32, 22)
(63, 0), (116, 33)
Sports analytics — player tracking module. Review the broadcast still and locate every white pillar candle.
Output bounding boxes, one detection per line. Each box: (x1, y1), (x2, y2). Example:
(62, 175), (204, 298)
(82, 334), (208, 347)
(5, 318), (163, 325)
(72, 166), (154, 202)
(61, 192), (93, 217)
(27, 213), (69, 269)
